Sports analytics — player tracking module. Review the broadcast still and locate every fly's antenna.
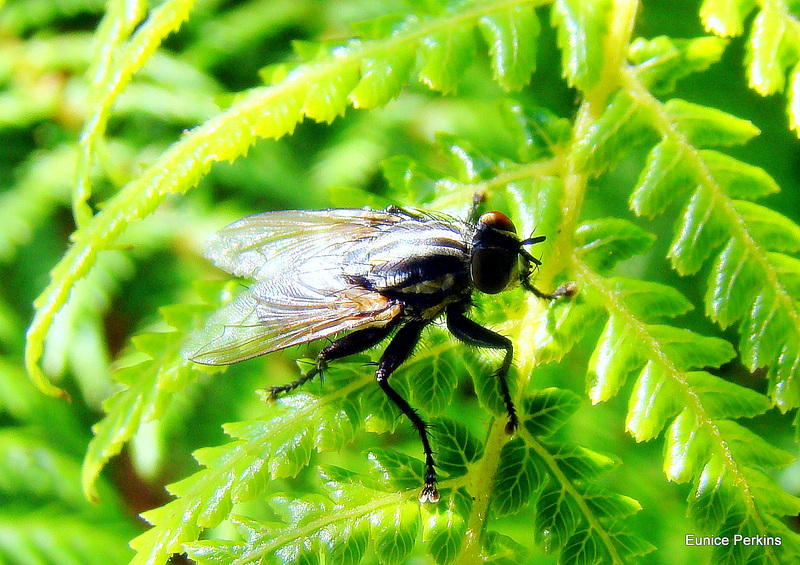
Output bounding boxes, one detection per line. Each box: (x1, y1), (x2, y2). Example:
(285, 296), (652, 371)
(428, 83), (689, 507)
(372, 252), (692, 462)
(519, 235), (546, 266)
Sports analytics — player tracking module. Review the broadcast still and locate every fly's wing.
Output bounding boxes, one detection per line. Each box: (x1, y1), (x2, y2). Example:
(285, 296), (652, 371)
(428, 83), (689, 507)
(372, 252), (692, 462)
(183, 209), (405, 365)
(202, 209), (405, 280)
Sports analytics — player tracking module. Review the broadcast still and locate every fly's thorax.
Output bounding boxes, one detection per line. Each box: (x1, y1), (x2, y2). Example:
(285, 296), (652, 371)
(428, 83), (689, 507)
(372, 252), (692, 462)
(345, 219), (472, 294)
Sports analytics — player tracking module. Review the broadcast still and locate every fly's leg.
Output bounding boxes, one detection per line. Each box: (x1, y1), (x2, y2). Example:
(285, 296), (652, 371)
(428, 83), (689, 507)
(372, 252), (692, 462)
(467, 190), (487, 223)
(268, 324), (395, 399)
(520, 261), (578, 300)
(446, 304), (518, 434)
(373, 321), (440, 503)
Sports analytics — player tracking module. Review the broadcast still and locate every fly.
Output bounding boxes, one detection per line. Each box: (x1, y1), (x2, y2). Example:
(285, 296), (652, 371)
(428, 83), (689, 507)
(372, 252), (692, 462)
(183, 206), (575, 503)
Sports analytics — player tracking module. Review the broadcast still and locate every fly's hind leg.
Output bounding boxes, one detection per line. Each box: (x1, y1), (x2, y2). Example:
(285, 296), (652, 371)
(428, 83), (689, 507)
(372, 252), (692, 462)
(268, 324), (395, 400)
(373, 320), (440, 503)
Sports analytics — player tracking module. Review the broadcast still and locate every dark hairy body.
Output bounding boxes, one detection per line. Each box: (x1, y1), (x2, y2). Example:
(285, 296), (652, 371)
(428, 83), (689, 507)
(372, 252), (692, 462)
(183, 206), (573, 502)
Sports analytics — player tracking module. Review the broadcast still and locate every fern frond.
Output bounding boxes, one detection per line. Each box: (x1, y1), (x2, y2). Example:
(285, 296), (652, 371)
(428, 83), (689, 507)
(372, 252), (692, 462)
(699, 0), (800, 135)
(81, 281), (231, 502)
(145, 386), (650, 565)
(128, 367), (378, 565)
(502, 389), (654, 563)
(620, 68), (800, 410)
(576, 261), (800, 563)
(574, 35), (800, 412)
(75, 0), (194, 225)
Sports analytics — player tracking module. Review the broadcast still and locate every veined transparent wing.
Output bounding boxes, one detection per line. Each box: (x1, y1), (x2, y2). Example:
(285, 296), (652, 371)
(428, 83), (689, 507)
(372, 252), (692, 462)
(202, 209), (406, 280)
(183, 209), (406, 365)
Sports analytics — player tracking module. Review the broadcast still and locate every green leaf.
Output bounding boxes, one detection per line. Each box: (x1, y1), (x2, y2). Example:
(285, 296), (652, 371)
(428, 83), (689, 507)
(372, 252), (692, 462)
(419, 27), (476, 94)
(576, 218), (655, 272)
(610, 278), (694, 321)
(628, 35), (728, 94)
(626, 361), (679, 441)
(717, 420), (796, 469)
(478, 5), (540, 91)
(302, 61), (360, 123)
(630, 139), (695, 217)
(480, 530), (532, 564)
(327, 515), (370, 565)
(579, 484), (642, 520)
(734, 200), (800, 252)
(491, 438), (539, 517)
(769, 251), (800, 297)
(665, 99), (760, 147)
(404, 331), (459, 417)
(534, 477), (581, 550)
(700, 0), (756, 36)
(575, 92), (657, 175)
(371, 502), (421, 564)
(587, 314), (644, 403)
(685, 371), (770, 419)
(433, 417), (484, 478)
(523, 388), (582, 437)
(699, 150), (780, 199)
(704, 237), (761, 328)
(350, 47), (415, 108)
(367, 448), (426, 491)
(551, 0), (613, 90)
(422, 488), (472, 565)
(502, 104), (572, 162)
(534, 296), (605, 364)
(561, 524), (603, 564)
(547, 442), (619, 481)
(668, 185), (729, 275)
(648, 325), (736, 370)
(747, 7), (791, 95)
(663, 408), (711, 483)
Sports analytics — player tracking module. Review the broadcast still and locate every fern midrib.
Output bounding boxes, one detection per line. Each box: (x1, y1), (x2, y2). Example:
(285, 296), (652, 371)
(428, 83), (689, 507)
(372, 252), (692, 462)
(230, 492), (406, 565)
(514, 301), (626, 565)
(621, 66), (800, 362)
(522, 426), (626, 564)
(458, 418), (507, 561)
(575, 260), (780, 564)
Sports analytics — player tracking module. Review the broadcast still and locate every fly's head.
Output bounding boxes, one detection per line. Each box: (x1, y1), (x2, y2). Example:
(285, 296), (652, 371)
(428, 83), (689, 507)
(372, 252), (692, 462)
(470, 211), (534, 294)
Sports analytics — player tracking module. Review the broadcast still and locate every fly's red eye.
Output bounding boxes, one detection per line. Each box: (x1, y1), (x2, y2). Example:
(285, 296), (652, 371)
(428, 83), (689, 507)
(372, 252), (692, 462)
(478, 211), (516, 233)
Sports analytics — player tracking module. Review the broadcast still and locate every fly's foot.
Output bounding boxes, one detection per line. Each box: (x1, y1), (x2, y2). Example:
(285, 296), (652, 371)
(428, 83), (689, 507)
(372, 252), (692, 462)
(419, 480), (440, 504)
(554, 281), (578, 298)
(418, 465), (439, 504)
(505, 411), (519, 435)
(527, 280), (578, 301)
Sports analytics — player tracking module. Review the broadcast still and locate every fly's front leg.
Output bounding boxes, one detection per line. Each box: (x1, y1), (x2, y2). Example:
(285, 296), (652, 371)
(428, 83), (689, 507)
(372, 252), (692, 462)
(373, 320), (440, 503)
(268, 324), (395, 399)
(520, 262), (578, 300)
(467, 190), (487, 223)
(446, 304), (518, 434)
